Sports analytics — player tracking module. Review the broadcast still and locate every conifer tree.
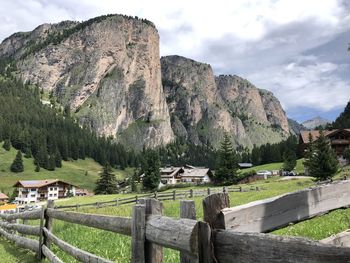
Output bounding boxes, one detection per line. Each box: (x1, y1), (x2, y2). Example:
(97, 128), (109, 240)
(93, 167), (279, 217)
(10, 150), (24, 173)
(283, 149), (297, 172)
(344, 148), (350, 162)
(306, 130), (338, 180)
(3, 139), (11, 151)
(215, 134), (238, 184)
(94, 163), (118, 194)
(141, 150), (161, 190)
(54, 150), (62, 168)
(47, 155), (56, 171)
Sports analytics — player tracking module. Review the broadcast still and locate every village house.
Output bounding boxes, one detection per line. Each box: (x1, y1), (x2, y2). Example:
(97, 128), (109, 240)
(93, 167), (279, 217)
(299, 129), (350, 165)
(0, 193), (9, 204)
(13, 179), (77, 204)
(159, 165), (212, 186)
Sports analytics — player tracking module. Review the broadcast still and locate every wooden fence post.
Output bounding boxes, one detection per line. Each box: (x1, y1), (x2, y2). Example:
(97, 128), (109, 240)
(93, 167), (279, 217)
(189, 189), (193, 198)
(197, 222), (212, 263)
(203, 193), (229, 230)
(239, 186), (242, 192)
(180, 200), (197, 263)
(223, 187), (226, 193)
(154, 192), (157, 199)
(132, 204), (146, 263)
(43, 200), (54, 250)
(139, 198), (163, 263)
(207, 188), (211, 196)
(39, 205), (45, 259)
(173, 190), (176, 201)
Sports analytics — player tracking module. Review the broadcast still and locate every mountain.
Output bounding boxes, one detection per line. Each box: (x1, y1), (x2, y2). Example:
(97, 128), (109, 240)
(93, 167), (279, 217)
(288, 118), (306, 135)
(161, 55), (289, 149)
(0, 15), (173, 151)
(0, 14), (290, 150)
(333, 101), (350, 128)
(302, 116), (330, 130)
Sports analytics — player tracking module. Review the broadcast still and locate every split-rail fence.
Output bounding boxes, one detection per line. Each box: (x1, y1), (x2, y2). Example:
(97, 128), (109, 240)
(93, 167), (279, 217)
(0, 180), (350, 262)
(54, 185), (262, 210)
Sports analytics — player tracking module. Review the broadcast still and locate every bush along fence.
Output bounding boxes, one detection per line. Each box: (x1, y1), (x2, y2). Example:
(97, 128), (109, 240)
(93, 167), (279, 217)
(0, 180), (350, 262)
(54, 185), (262, 210)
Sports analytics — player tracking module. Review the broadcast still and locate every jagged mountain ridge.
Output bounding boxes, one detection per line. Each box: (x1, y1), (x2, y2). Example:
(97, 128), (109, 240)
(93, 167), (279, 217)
(302, 116), (330, 130)
(161, 55), (289, 148)
(0, 14), (290, 150)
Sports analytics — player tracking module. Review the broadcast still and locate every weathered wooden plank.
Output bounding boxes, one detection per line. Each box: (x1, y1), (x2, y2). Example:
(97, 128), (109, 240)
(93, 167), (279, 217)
(180, 200), (198, 263)
(0, 227), (39, 253)
(203, 193), (230, 229)
(0, 221), (40, 236)
(139, 198), (163, 263)
(42, 245), (64, 263)
(221, 180), (350, 233)
(146, 215), (199, 255)
(46, 208), (132, 235)
(44, 200), (55, 250)
(0, 209), (41, 221)
(213, 230), (350, 263)
(132, 204), (146, 263)
(43, 228), (113, 263)
(320, 229), (350, 247)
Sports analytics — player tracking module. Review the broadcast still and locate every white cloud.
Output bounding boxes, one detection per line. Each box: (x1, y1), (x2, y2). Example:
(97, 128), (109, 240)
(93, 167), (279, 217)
(246, 57), (350, 112)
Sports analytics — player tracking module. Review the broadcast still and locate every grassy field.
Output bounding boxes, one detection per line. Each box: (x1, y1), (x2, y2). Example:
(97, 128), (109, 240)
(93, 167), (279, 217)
(0, 142), (132, 194)
(238, 158), (305, 174)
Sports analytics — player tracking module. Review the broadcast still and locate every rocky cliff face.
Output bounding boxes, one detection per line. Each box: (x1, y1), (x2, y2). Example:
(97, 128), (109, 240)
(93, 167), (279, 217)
(1, 15), (290, 150)
(162, 55), (290, 149)
(0, 15), (174, 150)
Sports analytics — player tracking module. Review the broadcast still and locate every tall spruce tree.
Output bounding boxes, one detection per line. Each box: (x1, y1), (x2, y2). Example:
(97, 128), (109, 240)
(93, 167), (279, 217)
(306, 130), (338, 180)
(94, 163), (118, 194)
(215, 134), (238, 184)
(10, 150), (24, 173)
(141, 150), (161, 190)
(283, 149), (297, 172)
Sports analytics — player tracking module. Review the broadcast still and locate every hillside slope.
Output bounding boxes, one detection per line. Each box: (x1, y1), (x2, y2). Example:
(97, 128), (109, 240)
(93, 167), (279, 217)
(0, 142), (131, 194)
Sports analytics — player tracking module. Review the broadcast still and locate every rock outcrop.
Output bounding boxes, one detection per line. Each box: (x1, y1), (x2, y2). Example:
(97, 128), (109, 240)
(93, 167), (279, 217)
(0, 15), (174, 150)
(162, 55), (290, 149)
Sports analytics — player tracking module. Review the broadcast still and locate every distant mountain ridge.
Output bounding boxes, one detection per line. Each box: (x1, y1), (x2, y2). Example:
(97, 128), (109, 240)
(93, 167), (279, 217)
(302, 116), (330, 130)
(0, 14), (291, 150)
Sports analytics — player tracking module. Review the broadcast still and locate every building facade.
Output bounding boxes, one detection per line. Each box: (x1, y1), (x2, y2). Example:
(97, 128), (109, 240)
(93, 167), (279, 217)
(14, 180), (76, 204)
(299, 129), (350, 166)
(159, 165), (212, 186)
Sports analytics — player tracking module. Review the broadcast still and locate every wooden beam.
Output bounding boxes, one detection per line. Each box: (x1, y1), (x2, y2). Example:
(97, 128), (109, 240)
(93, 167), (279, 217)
(213, 230), (350, 263)
(220, 180), (350, 233)
(46, 208), (131, 236)
(0, 209), (41, 221)
(43, 227), (113, 263)
(0, 221), (40, 236)
(132, 204), (146, 263)
(320, 229), (350, 247)
(146, 215), (199, 255)
(42, 245), (64, 263)
(0, 227), (39, 253)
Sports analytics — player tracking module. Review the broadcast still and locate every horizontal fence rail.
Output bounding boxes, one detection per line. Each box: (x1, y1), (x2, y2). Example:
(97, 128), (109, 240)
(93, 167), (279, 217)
(213, 180), (350, 233)
(54, 185), (262, 210)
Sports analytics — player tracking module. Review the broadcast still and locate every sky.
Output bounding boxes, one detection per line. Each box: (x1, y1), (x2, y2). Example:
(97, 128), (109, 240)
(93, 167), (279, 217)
(0, 0), (349, 123)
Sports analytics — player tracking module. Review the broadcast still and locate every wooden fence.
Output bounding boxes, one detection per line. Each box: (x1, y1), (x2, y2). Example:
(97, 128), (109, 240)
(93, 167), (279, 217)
(0, 180), (350, 262)
(54, 185), (262, 210)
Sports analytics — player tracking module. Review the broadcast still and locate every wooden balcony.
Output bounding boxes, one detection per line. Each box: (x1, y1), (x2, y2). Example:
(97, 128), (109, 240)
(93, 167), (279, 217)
(331, 139), (350, 145)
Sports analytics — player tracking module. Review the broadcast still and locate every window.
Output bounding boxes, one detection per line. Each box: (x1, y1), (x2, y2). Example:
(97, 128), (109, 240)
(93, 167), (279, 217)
(54, 187), (57, 191)
(50, 188), (53, 191)
(54, 193), (57, 197)
(49, 194), (52, 197)
(30, 194), (35, 197)
(31, 188), (36, 191)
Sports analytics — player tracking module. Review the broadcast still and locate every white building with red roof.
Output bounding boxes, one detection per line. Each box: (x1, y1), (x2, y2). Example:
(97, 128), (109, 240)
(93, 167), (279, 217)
(14, 179), (77, 204)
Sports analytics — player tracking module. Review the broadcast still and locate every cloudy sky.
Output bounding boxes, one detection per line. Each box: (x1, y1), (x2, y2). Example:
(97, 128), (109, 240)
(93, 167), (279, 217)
(1, 0), (349, 123)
